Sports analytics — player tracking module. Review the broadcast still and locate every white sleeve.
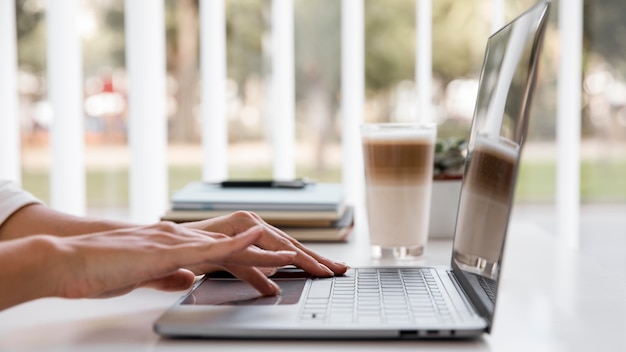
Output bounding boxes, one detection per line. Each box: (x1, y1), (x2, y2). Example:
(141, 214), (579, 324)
(0, 180), (43, 227)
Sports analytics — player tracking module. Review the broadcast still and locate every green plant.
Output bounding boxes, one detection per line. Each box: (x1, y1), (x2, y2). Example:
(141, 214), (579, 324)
(433, 137), (467, 179)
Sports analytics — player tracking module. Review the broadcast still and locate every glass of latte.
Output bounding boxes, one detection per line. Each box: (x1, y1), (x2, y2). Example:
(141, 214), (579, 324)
(361, 122), (437, 260)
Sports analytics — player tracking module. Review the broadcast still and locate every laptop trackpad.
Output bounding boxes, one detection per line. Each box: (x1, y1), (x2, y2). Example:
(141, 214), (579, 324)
(182, 269), (309, 306)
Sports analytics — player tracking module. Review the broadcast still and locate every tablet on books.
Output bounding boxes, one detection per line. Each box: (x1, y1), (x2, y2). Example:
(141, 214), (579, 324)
(170, 182), (345, 212)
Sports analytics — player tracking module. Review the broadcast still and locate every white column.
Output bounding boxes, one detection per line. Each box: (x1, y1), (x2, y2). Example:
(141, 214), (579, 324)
(271, 0), (296, 180)
(557, 0), (582, 249)
(200, 0), (228, 182)
(341, 0), (365, 204)
(125, 0), (168, 223)
(415, 0), (432, 124)
(491, 0), (505, 35)
(46, 0), (86, 215)
(0, 1), (21, 183)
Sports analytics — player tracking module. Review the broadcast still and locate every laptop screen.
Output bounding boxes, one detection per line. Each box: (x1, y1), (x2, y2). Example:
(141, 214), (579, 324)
(450, 1), (550, 330)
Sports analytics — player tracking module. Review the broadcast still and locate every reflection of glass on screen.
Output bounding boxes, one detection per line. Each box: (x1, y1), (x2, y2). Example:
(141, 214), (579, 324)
(450, 1), (550, 322)
(454, 135), (519, 279)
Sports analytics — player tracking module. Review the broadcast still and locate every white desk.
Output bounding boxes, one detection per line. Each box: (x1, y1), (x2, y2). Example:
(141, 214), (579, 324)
(1, 219), (625, 351)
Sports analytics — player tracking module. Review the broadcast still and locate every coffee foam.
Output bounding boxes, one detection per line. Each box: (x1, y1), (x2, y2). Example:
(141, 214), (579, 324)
(362, 129), (436, 142)
(472, 135), (519, 163)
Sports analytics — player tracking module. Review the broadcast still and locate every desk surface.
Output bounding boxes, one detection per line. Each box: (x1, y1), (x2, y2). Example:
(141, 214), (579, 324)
(1, 217), (625, 352)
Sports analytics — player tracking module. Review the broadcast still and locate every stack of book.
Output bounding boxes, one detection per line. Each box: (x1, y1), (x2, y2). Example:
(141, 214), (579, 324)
(161, 181), (353, 242)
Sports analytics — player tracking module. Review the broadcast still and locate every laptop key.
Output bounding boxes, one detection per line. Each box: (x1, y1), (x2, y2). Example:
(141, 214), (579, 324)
(307, 279), (333, 298)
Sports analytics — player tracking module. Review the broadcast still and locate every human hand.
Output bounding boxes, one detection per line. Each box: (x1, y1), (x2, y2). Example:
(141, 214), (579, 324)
(182, 211), (349, 277)
(42, 222), (296, 300)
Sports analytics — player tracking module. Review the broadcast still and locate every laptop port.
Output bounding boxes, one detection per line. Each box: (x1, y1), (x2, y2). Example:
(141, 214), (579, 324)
(399, 330), (419, 339)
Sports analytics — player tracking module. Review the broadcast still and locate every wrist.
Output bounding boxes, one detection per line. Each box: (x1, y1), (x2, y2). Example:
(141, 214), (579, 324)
(0, 235), (63, 310)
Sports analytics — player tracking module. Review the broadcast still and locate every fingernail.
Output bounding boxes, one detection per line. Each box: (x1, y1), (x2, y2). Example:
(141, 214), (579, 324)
(334, 260), (348, 268)
(277, 250), (297, 258)
(260, 267), (278, 277)
(269, 281), (281, 295)
(319, 263), (335, 276)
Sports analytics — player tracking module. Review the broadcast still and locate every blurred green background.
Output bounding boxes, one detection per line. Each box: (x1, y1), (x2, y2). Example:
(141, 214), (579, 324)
(21, 156), (626, 207)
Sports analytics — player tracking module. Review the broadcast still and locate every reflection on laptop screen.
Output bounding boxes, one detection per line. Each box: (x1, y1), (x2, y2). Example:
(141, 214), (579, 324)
(451, 1), (550, 322)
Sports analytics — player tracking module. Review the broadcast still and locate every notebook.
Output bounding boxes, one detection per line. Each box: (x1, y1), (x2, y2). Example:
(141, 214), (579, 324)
(154, 1), (550, 339)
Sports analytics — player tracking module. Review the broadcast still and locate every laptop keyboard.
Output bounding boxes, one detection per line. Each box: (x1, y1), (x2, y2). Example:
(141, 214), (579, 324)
(476, 275), (497, 303)
(299, 268), (455, 325)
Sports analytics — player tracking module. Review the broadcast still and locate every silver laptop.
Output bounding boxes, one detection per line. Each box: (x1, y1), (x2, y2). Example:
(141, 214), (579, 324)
(155, 1), (550, 340)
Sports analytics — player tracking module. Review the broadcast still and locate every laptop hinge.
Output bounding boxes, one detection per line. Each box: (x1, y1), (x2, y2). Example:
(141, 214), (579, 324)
(449, 263), (493, 333)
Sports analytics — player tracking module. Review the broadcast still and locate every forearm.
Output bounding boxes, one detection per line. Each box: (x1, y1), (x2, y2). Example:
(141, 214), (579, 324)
(0, 204), (136, 241)
(0, 235), (60, 310)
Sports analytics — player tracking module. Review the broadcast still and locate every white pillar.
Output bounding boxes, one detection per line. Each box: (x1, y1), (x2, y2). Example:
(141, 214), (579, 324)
(46, 0), (86, 215)
(416, 0), (432, 124)
(200, 0), (228, 182)
(491, 0), (505, 35)
(271, 0), (296, 180)
(125, 0), (168, 223)
(0, 1), (21, 183)
(341, 0), (365, 204)
(557, 0), (582, 249)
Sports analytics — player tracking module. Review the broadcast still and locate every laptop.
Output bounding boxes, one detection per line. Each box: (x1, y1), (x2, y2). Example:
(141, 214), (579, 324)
(154, 1), (551, 340)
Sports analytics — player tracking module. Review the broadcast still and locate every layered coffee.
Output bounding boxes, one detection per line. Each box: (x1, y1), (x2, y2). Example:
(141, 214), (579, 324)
(361, 124), (436, 258)
(452, 135), (519, 278)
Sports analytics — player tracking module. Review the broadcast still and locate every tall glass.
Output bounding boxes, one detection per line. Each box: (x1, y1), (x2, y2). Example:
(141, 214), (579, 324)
(361, 122), (437, 260)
